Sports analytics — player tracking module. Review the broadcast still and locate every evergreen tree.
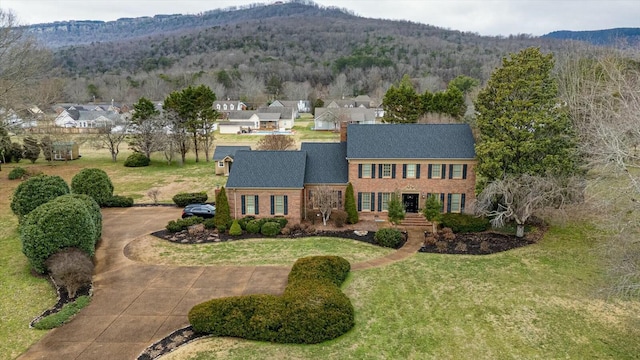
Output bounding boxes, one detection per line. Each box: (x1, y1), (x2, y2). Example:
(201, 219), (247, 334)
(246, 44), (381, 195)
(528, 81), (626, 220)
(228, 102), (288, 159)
(382, 75), (421, 123)
(421, 195), (442, 233)
(23, 136), (40, 164)
(214, 186), (231, 229)
(386, 192), (405, 226)
(344, 182), (358, 224)
(474, 47), (580, 190)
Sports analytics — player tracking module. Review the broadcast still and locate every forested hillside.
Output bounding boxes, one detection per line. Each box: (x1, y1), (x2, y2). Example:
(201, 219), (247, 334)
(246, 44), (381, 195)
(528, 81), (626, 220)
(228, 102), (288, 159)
(542, 28), (640, 46)
(26, 1), (574, 104)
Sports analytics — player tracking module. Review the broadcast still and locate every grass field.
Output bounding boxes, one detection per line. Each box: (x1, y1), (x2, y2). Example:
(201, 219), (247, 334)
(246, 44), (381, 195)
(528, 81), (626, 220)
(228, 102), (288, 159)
(1, 137), (639, 359)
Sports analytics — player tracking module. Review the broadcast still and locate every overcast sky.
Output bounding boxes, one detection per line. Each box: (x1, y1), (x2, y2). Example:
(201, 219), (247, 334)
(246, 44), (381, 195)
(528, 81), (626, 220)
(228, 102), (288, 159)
(2, 0), (638, 36)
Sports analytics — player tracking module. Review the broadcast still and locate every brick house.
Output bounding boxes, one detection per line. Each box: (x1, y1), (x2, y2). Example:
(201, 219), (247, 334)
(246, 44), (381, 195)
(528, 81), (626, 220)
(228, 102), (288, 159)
(225, 123), (476, 224)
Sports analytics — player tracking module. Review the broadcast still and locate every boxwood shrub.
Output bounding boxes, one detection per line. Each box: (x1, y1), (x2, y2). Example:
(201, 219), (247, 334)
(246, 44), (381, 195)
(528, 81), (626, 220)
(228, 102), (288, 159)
(10, 174), (69, 218)
(440, 213), (491, 233)
(261, 221), (281, 237)
(172, 192), (208, 207)
(374, 228), (405, 249)
(70, 168), (114, 206)
(245, 219), (261, 234)
(66, 194), (102, 240)
(102, 195), (134, 207)
(8, 166), (27, 180)
(229, 220), (242, 236)
(20, 196), (98, 273)
(165, 216), (204, 233)
(124, 152), (150, 167)
(189, 256), (354, 344)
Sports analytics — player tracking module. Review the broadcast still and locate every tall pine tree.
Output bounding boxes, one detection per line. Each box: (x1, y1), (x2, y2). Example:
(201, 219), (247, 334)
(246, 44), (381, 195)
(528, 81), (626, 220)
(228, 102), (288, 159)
(474, 47), (580, 190)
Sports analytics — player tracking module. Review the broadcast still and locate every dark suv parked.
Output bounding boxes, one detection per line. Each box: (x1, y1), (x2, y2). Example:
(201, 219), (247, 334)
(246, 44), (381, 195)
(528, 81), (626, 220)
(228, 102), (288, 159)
(181, 204), (216, 219)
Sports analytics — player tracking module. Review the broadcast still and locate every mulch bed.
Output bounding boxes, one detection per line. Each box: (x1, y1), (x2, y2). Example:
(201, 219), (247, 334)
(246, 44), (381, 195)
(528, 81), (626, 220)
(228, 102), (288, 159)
(419, 231), (534, 255)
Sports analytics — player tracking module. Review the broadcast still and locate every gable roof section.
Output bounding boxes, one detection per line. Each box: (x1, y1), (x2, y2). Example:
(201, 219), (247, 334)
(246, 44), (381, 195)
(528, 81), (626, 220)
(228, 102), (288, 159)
(346, 124), (476, 159)
(213, 146), (251, 161)
(301, 142), (348, 184)
(226, 150), (307, 189)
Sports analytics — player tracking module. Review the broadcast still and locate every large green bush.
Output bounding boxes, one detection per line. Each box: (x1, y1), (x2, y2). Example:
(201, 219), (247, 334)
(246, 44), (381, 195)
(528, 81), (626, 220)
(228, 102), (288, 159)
(261, 221), (281, 237)
(20, 196), (98, 273)
(8, 166), (27, 180)
(71, 168), (114, 206)
(189, 256), (354, 344)
(172, 192), (208, 207)
(344, 182), (359, 224)
(66, 194), (102, 240)
(245, 219), (261, 234)
(440, 213), (491, 233)
(374, 228), (406, 249)
(124, 152), (150, 167)
(214, 187), (231, 229)
(10, 174), (69, 218)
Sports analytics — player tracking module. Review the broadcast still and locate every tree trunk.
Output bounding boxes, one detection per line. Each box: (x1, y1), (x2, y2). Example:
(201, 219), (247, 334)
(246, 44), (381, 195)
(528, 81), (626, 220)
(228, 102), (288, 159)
(516, 224), (525, 238)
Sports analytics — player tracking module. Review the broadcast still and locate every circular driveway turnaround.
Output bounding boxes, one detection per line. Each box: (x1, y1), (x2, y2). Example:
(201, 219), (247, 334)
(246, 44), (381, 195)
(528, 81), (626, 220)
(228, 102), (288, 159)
(18, 207), (424, 360)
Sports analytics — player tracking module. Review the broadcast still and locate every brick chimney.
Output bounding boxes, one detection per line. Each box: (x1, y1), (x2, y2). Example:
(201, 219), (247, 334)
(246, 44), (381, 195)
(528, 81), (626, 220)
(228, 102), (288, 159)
(340, 122), (348, 143)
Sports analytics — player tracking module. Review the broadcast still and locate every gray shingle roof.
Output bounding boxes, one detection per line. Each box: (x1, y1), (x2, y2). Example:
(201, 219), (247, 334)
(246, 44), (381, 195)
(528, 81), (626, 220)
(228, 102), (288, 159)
(301, 142), (348, 184)
(346, 124), (476, 159)
(213, 146), (251, 161)
(226, 150), (306, 188)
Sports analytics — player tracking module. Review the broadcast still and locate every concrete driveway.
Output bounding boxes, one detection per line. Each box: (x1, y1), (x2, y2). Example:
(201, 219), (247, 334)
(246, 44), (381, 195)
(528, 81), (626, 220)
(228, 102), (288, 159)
(18, 207), (424, 360)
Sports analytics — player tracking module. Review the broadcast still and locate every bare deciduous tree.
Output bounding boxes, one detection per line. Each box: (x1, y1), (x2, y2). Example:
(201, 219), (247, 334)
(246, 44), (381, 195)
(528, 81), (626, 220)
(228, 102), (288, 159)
(314, 186), (336, 226)
(92, 122), (130, 162)
(476, 175), (583, 237)
(255, 134), (296, 150)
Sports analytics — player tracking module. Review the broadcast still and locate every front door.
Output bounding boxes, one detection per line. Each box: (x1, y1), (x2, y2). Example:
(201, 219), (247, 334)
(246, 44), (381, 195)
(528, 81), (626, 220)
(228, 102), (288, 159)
(402, 193), (419, 213)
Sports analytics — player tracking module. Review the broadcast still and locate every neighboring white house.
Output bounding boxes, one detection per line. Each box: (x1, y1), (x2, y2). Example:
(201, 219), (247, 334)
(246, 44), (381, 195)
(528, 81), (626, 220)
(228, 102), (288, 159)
(313, 107), (377, 131)
(218, 106), (295, 134)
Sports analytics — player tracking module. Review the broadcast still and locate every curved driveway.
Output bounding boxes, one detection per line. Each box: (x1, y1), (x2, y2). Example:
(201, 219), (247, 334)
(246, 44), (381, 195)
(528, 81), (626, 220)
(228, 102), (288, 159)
(18, 207), (423, 360)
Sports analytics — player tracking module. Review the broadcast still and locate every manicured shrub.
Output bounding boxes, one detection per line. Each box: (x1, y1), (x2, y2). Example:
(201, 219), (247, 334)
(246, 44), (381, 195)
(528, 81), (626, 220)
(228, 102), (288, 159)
(374, 228), (405, 249)
(124, 152), (150, 167)
(71, 168), (114, 206)
(66, 194), (102, 240)
(261, 221), (281, 237)
(20, 196), (97, 273)
(344, 182), (358, 224)
(189, 256), (354, 344)
(172, 192), (208, 207)
(330, 210), (347, 227)
(166, 216), (204, 233)
(8, 166), (27, 180)
(440, 213), (491, 233)
(246, 219), (261, 234)
(237, 216), (255, 231)
(214, 187), (232, 229)
(203, 218), (216, 229)
(11, 174), (69, 218)
(216, 223), (227, 234)
(45, 248), (94, 298)
(229, 220), (242, 236)
(102, 195), (134, 207)
(271, 217), (288, 229)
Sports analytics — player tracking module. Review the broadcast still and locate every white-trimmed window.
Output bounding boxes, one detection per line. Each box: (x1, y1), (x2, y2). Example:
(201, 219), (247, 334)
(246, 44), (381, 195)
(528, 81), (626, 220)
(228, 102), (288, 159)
(362, 164), (372, 178)
(450, 194), (462, 212)
(430, 164), (441, 178)
(246, 195), (256, 215)
(406, 164), (416, 178)
(382, 164), (392, 178)
(274, 195), (285, 214)
(361, 192), (371, 211)
(451, 164), (463, 179)
(381, 192), (391, 211)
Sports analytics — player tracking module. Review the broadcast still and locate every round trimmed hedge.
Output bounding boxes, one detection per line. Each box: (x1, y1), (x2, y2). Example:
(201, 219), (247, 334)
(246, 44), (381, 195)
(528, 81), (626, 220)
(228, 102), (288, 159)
(71, 168), (114, 206)
(374, 228), (405, 248)
(10, 174), (69, 218)
(66, 194), (102, 240)
(172, 192), (208, 207)
(124, 152), (150, 167)
(8, 167), (27, 180)
(20, 195), (98, 274)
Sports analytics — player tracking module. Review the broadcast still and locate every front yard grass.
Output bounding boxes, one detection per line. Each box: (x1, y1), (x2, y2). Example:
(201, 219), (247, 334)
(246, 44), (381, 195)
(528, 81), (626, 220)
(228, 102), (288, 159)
(162, 224), (640, 360)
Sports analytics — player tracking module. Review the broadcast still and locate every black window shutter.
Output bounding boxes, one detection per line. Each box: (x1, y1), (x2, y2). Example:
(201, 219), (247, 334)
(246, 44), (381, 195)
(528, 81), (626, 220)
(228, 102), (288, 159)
(440, 193), (445, 212)
(255, 195), (259, 215)
(270, 195), (275, 215)
(284, 195), (288, 215)
(416, 164), (421, 179)
(357, 192), (362, 211)
(462, 164), (468, 179)
(371, 164), (376, 178)
(402, 164), (407, 178)
(428, 164), (432, 179)
(358, 164), (362, 178)
(449, 164), (453, 179)
(460, 194), (465, 212)
(241, 195), (246, 215)
(392, 164), (396, 179)
(441, 164), (446, 179)
(370, 192), (375, 211)
(378, 193), (382, 211)
(447, 193), (452, 212)
(378, 164), (383, 178)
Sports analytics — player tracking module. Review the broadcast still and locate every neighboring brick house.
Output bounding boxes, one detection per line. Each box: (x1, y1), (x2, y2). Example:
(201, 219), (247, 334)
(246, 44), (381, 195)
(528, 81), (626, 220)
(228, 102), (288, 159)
(224, 123), (476, 224)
